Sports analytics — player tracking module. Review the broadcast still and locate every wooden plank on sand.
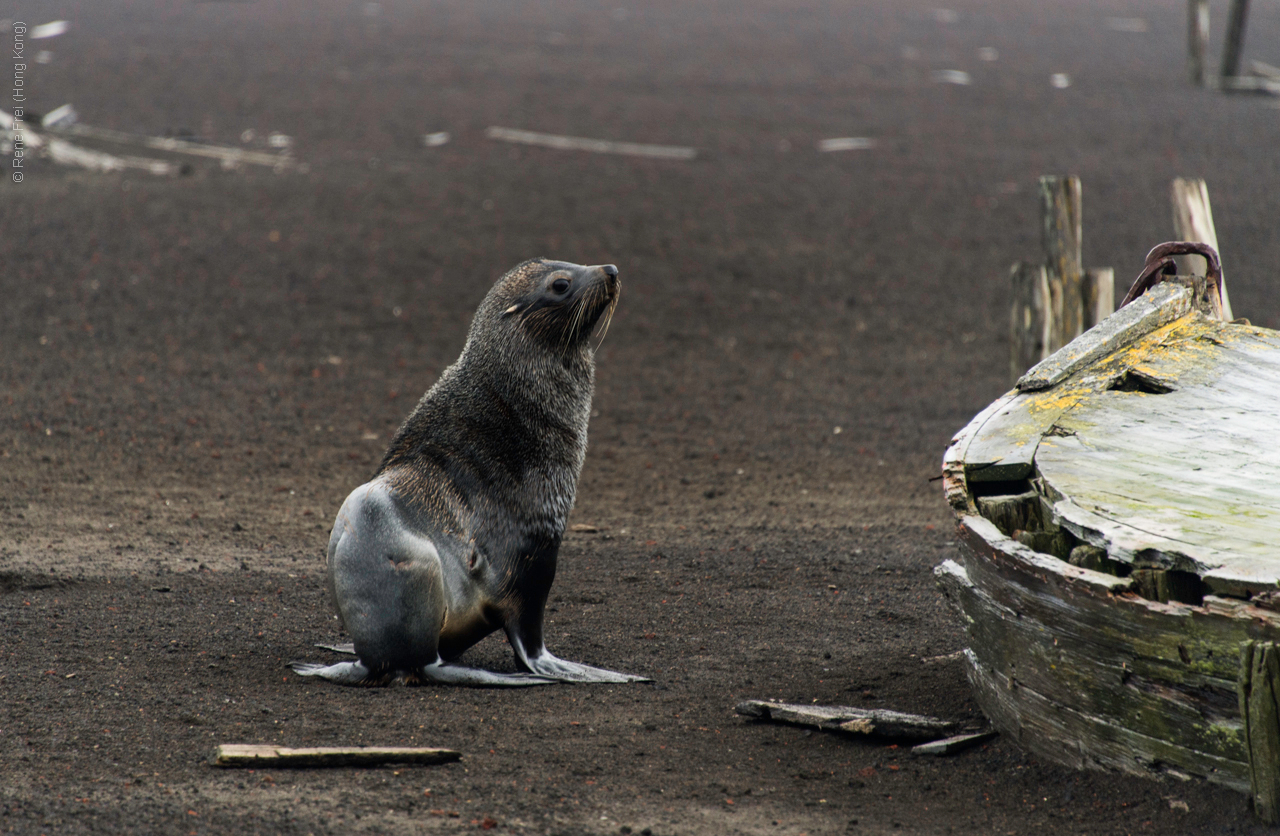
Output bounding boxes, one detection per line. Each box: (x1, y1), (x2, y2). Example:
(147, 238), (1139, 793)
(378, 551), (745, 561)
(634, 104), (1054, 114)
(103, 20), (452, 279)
(212, 744), (461, 768)
(736, 700), (959, 742)
(484, 126), (697, 160)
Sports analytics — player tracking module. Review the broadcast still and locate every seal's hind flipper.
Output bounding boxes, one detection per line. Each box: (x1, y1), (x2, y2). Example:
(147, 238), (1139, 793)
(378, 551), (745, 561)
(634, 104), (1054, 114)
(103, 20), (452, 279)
(290, 660), (374, 685)
(418, 661), (558, 688)
(315, 642), (357, 655)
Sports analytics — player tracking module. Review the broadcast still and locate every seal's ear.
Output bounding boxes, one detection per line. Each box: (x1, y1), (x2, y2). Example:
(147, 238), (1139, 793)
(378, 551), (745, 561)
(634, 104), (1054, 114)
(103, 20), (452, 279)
(501, 304), (521, 317)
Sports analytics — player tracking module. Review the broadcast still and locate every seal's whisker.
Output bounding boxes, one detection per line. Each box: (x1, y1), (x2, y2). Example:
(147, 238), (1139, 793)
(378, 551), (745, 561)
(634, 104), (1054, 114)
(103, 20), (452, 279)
(556, 292), (576, 351)
(576, 290), (590, 337)
(587, 283), (608, 342)
(560, 297), (578, 352)
(565, 283), (594, 351)
(593, 291), (618, 350)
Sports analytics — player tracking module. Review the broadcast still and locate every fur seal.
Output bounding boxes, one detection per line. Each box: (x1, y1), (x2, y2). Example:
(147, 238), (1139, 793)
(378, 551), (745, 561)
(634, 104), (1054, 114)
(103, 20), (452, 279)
(292, 258), (646, 686)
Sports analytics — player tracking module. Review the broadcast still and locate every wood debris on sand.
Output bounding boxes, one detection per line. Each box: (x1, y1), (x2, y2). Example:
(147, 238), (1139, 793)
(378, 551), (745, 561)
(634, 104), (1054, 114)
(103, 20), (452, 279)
(212, 744), (461, 768)
(735, 700), (989, 755)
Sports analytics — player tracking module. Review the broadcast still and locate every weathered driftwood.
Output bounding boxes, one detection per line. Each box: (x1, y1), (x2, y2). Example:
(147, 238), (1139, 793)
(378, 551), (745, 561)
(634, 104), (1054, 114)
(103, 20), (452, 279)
(736, 700), (959, 742)
(942, 285), (1280, 821)
(1187, 0), (1209, 86)
(49, 122), (295, 170)
(484, 126), (697, 160)
(1171, 178), (1233, 319)
(211, 744), (461, 768)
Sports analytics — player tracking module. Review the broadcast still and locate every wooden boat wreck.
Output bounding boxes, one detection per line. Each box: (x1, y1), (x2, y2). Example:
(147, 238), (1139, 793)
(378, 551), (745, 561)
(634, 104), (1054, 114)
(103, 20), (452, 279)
(939, 243), (1280, 820)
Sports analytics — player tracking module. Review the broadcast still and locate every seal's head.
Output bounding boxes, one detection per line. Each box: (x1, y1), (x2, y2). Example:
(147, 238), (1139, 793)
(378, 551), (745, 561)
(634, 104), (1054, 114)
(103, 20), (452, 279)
(381, 258), (620, 476)
(476, 259), (620, 355)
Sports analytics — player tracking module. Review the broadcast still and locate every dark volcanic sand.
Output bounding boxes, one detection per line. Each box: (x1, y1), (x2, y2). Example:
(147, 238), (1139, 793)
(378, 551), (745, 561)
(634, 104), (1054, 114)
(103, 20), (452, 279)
(3, 1), (1279, 833)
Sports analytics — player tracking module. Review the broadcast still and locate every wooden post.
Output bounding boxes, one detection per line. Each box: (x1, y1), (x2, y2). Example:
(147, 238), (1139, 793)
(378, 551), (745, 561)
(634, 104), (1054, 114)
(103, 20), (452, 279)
(1011, 178), (1111, 381)
(1082, 268), (1115, 331)
(1040, 176), (1083, 351)
(1239, 642), (1280, 824)
(1171, 178), (1233, 319)
(1221, 0), (1251, 81)
(1010, 262), (1050, 383)
(1188, 0), (1209, 86)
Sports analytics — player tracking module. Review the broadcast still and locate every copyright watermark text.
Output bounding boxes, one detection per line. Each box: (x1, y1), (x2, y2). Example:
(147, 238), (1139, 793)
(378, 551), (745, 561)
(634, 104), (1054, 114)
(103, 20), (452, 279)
(11, 20), (27, 181)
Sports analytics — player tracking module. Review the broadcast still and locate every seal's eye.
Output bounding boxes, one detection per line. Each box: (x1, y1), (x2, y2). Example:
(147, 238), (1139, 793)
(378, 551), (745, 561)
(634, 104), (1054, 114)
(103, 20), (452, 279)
(551, 278), (571, 294)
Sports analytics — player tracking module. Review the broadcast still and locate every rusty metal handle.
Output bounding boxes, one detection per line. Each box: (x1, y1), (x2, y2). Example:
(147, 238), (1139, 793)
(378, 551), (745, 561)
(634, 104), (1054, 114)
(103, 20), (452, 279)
(1118, 241), (1224, 313)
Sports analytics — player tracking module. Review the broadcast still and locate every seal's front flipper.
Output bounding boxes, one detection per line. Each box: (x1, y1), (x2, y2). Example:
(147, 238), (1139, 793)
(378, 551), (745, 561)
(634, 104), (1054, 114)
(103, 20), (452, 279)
(418, 661), (558, 688)
(522, 651), (651, 684)
(315, 642), (357, 655)
(507, 624), (650, 683)
(290, 660), (376, 685)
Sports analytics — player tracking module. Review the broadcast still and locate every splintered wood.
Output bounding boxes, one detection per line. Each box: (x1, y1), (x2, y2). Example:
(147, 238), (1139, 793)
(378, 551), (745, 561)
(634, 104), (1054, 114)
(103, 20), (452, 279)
(212, 745), (461, 768)
(944, 283), (1280, 822)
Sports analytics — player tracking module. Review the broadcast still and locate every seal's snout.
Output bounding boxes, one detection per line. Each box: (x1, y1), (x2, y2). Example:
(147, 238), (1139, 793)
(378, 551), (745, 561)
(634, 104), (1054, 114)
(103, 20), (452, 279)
(587, 263), (619, 296)
(577, 263), (619, 287)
